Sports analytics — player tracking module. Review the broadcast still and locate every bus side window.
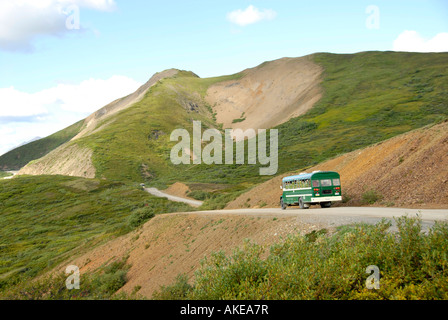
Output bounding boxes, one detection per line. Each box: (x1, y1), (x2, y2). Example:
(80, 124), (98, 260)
(305, 180), (311, 188)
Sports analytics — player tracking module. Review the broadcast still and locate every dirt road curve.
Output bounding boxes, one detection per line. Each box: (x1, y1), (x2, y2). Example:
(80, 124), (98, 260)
(144, 187), (203, 207)
(1, 171), (18, 180)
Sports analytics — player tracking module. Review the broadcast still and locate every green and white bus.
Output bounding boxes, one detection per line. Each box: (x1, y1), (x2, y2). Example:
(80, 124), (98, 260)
(280, 171), (342, 210)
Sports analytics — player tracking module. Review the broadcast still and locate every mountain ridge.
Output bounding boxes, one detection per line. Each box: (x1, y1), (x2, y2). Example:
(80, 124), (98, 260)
(72, 68), (183, 141)
(1, 51), (446, 204)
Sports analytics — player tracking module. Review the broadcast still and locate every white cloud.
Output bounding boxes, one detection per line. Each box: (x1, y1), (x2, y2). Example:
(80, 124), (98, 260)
(393, 30), (448, 53)
(66, 0), (116, 11)
(0, 87), (49, 117)
(0, 75), (142, 156)
(0, 76), (141, 117)
(0, 0), (116, 52)
(38, 76), (142, 113)
(227, 5), (277, 27)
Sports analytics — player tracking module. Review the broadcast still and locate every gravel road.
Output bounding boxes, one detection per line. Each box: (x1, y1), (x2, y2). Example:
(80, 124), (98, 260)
(144, 187), (447, 231)
(187, 207), (448, 231)
(144, 187), (203, 207)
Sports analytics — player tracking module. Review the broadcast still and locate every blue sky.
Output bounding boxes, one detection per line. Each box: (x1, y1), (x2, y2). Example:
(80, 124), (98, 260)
(0, 0), (447, 156)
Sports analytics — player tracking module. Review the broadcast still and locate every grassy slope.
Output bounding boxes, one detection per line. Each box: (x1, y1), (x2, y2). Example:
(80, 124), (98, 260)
(279, 51), (448, 170)
(74, 71), (242, 183)
(146, 52), (448, 208)
(0, 175), (193, 292)
(0, 120), (84, 170)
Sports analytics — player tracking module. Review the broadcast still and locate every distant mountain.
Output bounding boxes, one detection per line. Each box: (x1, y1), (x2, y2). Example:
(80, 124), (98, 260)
(6, 137), (41, 153)
(0, 121), (83, 171)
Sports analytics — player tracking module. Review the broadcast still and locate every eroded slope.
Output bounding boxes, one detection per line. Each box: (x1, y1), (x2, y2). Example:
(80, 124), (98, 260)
(206, 56), (323, 139)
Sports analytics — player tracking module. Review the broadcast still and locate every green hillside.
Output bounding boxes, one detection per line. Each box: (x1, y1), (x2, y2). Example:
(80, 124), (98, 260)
(146, 51), (448, 207)
(74, 71), (243, 182)
(276, 51), (448, 172)
(0, 175), (193, 292)
(82, 53), (448, 184)
(0, 120), (84, 170)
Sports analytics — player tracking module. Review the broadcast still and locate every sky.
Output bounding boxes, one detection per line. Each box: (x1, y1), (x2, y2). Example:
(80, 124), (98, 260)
(0, 0), (447, 156)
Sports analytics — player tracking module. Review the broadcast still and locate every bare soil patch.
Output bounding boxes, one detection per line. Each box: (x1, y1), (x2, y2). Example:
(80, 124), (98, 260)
(163, 182), (193, 199)
(18, 143), (96, 178)
(206, 56), (323, 140)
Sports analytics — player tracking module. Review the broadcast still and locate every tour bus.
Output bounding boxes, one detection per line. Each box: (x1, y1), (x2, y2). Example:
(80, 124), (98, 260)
(280, 171), (342, 210)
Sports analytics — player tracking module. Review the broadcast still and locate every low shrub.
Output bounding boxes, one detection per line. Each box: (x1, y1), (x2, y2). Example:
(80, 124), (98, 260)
(127, 207), (155, 228)
(1, 258), (137, 300)
(187, 190), (212, 201)
(153, 274), (193, 300)
(361, 189), (383, 205)
(155, 217), (448, 300)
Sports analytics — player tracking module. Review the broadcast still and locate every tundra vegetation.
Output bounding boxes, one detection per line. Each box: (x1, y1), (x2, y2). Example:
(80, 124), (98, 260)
(0, 175), (193, 297)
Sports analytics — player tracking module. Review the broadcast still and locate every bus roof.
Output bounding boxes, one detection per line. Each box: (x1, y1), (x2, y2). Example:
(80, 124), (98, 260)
(282, 171), (339, 182)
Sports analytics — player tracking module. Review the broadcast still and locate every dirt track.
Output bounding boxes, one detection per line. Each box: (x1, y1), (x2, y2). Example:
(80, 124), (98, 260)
(145, 187), (203, 207)
(1, 171), (18, 180)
